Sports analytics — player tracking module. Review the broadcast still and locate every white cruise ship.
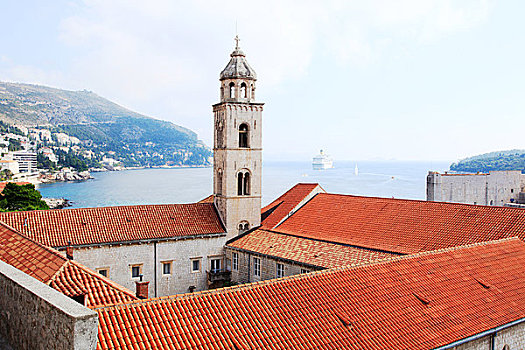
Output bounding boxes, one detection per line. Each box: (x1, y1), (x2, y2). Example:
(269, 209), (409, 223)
(312, 150), (334, 170)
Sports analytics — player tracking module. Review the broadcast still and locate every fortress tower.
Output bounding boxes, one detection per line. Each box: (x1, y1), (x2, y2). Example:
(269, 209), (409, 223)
(213, 37), (263, 238)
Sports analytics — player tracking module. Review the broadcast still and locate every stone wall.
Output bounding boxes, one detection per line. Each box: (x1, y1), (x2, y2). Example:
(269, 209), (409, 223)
(427, 171), (525, 206)
(69, 234), (227, 298)
(226, 247), (321, 284)
(450, 318), (525, 349)
(0, 260), (98, 350)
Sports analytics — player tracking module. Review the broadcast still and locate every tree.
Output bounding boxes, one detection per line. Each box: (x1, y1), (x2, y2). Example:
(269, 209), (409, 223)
(0, 170), (13, 181)
(0, 183), (49, 211)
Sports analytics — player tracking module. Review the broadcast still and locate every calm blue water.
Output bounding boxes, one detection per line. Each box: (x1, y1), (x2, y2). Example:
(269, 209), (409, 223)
(37, 161), (450, 208)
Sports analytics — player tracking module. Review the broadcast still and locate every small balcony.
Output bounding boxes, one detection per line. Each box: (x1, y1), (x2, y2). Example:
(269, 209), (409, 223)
(207, 269), (231, 287)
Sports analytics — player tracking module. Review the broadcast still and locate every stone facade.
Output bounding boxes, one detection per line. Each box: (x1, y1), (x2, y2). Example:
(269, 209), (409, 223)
(213, 41), (263, 240)
(0, 260), (98, 350)
(427, 170), (525, 206)
(68, 234), (227, 298)
(226, 247), (321, 284)
(450, 319), (525, 349)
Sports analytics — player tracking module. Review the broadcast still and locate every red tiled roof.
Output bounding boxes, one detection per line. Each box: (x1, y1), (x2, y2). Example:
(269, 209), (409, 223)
(0, 222), (137, 307)
(274, 193), (525, 254)
(228, 229), (396, 268)
(0, 203), (225, 247)
(51, 261), (137, 308)
(198, 194), (215, 203)
(261, 183), (324, 229)
(0, 222), (66, 281)
(95, 239), (525, 349)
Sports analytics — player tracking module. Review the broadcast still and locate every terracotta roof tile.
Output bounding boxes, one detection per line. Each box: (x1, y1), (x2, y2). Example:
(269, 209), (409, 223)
(0, 222), (66, 281)
(51, 261), (137, 308)
(95, 239), (525, 349)
(0, 203), (225, 247)
(274, 193), (525, 254)
(0, 222), (137, 307)
(198, 194), (215, 203)
(228, 229), (396, 268)
(261, 183), (324, 229)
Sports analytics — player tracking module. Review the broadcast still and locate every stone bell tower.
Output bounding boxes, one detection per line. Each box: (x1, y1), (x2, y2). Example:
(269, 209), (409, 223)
(213, 36), (263, 239)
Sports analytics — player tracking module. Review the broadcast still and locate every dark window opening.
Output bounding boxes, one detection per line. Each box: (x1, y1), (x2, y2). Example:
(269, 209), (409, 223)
(237, 172), (243, 195)
(71, 294), (86, 305)
(229, 82), (235, 98)
(238, 221), (250, 234)
(243, 173), (250, 195)
(211, 259), (221, 273)
(98, 269), (108, 277)
(239, 123), (249, 148)
(162, 262), (171, 275)
(132, 265), (140, 278)
(192, 259), (200, 272)
(237, 171), (251, 196)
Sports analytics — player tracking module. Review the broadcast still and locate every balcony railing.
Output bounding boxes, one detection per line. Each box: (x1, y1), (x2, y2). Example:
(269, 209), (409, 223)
(207, 269), (231, 284)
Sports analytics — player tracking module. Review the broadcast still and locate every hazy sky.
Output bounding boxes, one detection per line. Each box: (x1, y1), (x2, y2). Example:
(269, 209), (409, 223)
(1, 1), (523, 162)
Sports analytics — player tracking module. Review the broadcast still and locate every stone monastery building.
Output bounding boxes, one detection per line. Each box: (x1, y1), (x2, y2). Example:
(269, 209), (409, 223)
(3, 39), (525, 349)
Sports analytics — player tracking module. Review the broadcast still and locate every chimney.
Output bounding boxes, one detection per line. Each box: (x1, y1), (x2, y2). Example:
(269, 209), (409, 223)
(66, 242), (73, 260)
(135, 277), (149, 299)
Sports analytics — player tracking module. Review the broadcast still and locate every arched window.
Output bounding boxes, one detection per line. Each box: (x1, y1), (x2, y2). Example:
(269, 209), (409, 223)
(243, 172), (250, 195)
(237, 170), (251, 196)
(216, 169), (223, 195)
(229, 82), (235, 98)
(238, 221), (250, 234)
(220, 86), (224, 100)
(240, 83), (247, 98)
(239, 123), (249, 148)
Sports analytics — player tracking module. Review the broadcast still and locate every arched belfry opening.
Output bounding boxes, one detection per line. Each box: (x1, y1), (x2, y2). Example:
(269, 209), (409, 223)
(238, 221), (250, 234)
(239, 123), (249, 148)
(237, 170), (250, 196)
(229, 82), (235, 98)
(240, 82), (247, 98)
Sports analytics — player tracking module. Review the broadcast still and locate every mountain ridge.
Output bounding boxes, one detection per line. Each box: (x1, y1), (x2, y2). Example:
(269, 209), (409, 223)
(0, 81), (211, 167)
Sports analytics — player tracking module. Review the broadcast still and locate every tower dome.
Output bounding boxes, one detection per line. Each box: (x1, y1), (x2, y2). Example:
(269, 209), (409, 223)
(220, 36), (257, 81)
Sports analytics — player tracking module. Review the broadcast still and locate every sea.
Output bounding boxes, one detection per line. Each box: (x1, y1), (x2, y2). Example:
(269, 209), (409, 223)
(37, 160), (450, 208)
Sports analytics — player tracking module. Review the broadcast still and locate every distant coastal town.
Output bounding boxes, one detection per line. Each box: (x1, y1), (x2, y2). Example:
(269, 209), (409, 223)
(0, 121), (211, 187)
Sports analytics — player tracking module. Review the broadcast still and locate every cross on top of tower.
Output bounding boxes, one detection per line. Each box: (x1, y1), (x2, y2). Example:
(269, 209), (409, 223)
(234, 35), (240, 49)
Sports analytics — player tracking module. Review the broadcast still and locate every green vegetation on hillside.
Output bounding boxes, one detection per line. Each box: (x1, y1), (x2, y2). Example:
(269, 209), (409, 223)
(450, 149), (525, 173)
(0, 183), (49, 211)
(0, 120), (24, 135)
(0, 82), (212, 167)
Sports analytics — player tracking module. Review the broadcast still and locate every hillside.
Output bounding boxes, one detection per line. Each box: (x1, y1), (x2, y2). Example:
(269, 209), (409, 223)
(450, 149), (525, 173)
(0, 82), (211, 167)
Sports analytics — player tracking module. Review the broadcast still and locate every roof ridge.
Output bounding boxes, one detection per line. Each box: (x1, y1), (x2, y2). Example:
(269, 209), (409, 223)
(262, 228), (403, 256)
(46, 258), (70, 285)
(0, 221), (67, 263)
(317, 192), (525, 211)
(94, 237), (521, 311)
(0, 202), (215, 215)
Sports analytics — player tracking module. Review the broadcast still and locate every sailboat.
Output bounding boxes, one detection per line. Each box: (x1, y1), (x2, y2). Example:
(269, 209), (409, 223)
(354, 163), (359, 176)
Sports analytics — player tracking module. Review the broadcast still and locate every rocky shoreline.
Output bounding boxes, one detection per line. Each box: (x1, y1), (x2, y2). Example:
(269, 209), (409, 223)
(40, 170), (93, 183)
(42, 197), (72, 209)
